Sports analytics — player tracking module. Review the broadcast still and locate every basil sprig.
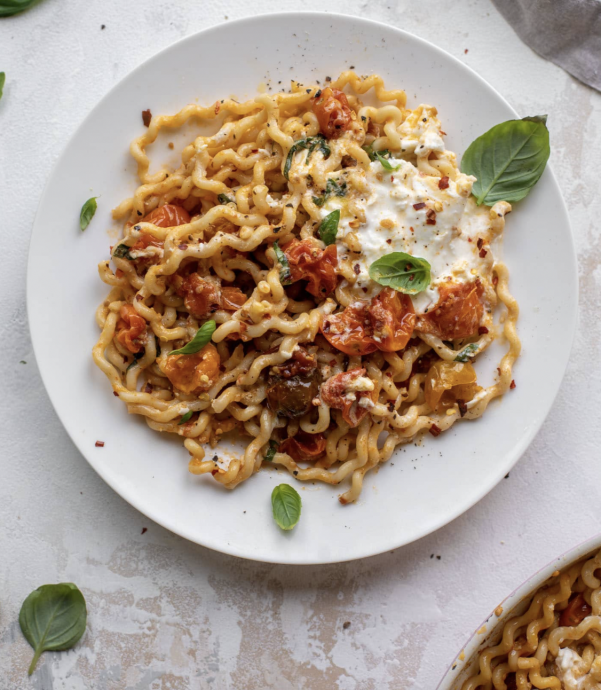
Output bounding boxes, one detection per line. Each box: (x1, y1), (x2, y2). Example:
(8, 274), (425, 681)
(273, 241), (292, 285)
(318, 209), (340, 246)
(271, 484), (302, 531)
(0, 0), (40, 17)
(79, 197), (98, 231)
(373, 150), (401, 172)
(368, 252), (431, 294)
(284, 135), (331, 179)
(0, 72), (5, 101)
(264, 439), (278, 462)
(454, 343), (479, 362)
(313, 178), (347, 207)
(113, 244), (133, 260)
(169, 320), (216, 356)
(217, 193), (234, 205)
(19, 583), (87, 675)
(178, 410), (194, 425)
(461, 116), (550, 205)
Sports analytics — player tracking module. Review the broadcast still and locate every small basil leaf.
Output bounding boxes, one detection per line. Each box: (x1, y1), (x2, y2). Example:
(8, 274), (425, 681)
(169, 320), (216, 356)
(273, 241), (292, 285)
(368, 252), (431, 294)
(362, 145), (392, 162)
(79, 197), (98, 231)
(0, 0), (40, 17)
(318, 209), (340, 247)
(284, 135), (331, 179)
(374, 151), (401, 172)
(0, 72), (5, 100)
(217, 193), (234, 205)
(454, 343), (479, 362)
(264, 439), (278, 462)
(271, 484), (302, 531)
(313, 178), (347, 207)
(461, 116), (550, 205)
(113, 244), (133, 260)
(178, 410), (194, 425)
(19, 583), (87, 676)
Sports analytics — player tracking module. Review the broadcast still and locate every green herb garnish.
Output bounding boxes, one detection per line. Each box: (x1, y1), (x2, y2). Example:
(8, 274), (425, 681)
(264, 439), (278, 462)
(312, 178), (347, 207)
(19, 583), (87, 676)
(113, 244), (133, 260)
(454, 343), (479, 362)
(368, 252), (431, 294)
(178, 410), (194, 425)
(79, 197), (98, 231)
(0, 0), (41, 17)
(273, 241), (292, 285)
(318, 209), (340, 246)
(169, 320), (216, 356)
(217, 193), (234, 205)
(373, 150), (401, 171)
(284, 135), (331, 179)
(0, 72), (5, 101)
(271, 484), (302, 531)
(461, 116), (550, 205)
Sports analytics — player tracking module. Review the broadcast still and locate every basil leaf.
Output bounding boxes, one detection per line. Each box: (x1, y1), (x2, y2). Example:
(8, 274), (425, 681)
(169, 320), (216, 356)
(0, 0), (39, 17)
(374, 151), (401, 171)
(19, 583), (87, 675)
(113, 244), (133, 260)
(273, 241), (292, 285)
(79, 197), (98, 231)
(217, 193), (234, 205)
(0, 72), (5, 101)
(271, 484), (302, 531)
(178, 410), (194, 425)
(264, 439), (278, 462)
(454, 343), (479, 362)
(318, 209), (340, 246)
(461, 116), (550, 205)
(368, 252), (431, 294)
(284, 135), (331, 179)
(313, 178), (347, 207)
(362, 145), (392, 162)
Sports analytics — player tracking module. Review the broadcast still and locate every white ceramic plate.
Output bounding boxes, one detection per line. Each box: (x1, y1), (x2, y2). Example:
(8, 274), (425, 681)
(437, 533), (601, 689)
(27, 12), (577, 564)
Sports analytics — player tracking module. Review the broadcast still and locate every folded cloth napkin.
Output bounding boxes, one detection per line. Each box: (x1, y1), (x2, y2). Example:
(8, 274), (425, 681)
(491, 0), (601, 92)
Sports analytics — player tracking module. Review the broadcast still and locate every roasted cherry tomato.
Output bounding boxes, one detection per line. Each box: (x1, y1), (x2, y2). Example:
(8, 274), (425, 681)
(559, 593), (592, 627)
(284, 238), (338, 299)
(142, 204), (191, 228)
(116, 304), (147, 354)
(171, 274), (246, 319)
(320, 368), (373, 427)
(424, 360), (478, 411)
(368, 288), (416, 352)
(312, 87), (353, 139)
(266, 348), (321, 419)
(321, 302), (377, 356)
(279, 431), (326, 462)
(220, 287), (247, 311)
(416, 281), (484, 340)
(163, 343), (220, 394)
(130, 233), (163, 252)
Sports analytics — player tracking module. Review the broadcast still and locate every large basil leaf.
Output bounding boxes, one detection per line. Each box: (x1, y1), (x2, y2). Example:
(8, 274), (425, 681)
(19, 583), (87, 675)
(79, 197), (98, 231)
(368, 252), (431, 294)
(461, 116), (550, 205)
(0, 0), (40, 17)
(169, 320), (216, 356)
(318, 209), (340, 246)
(273, 241), (292, 285)
(271, 484), (302, 530)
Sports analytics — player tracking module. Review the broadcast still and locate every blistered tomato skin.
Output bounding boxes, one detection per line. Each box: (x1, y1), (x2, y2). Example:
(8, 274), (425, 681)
(142, 204), (191, 228)
(279, 431), (326, 462)
(321, 302), (377, 356)
(312, 87), (353, 139)
(116, 304), (147, 354)
(424, 360), (478, 411)
(284, 238), (338, 298)
(368, 288), (415, 352)
(417, 281), (484, 340)
(163, 343), (220, 394)
(320, 368), (372, 427)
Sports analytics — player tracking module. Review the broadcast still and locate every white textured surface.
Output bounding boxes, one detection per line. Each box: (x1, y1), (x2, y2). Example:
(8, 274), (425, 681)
(0, 1), (599, 688)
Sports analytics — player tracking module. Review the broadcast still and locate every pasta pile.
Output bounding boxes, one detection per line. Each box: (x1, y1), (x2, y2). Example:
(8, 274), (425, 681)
(93, 72), (520, 504)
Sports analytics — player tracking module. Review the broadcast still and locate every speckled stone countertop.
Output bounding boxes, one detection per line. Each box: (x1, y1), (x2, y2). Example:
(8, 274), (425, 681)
(1, 1), (600, 688)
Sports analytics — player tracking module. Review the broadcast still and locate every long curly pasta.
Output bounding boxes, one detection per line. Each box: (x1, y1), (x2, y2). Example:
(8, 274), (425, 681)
(93, 73), (520, 503)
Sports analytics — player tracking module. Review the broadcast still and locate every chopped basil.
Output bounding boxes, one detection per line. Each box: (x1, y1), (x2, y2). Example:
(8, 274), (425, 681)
(373, 150), (401, 172)
(368, 252), (431, 294)
(454, 343), (479, 362)
(169, 320), (216, 356)
(79, 197), (98, 231)
(178, 410), (194, 425)
(273, 241), (292, 285)
(461, 116), (550, 205)
(0, 72), (5, 100)
(312, 178), (347, 207)
(217, 193), (234, 205)
(318, 209), (340, 247)
(113, 244), (133, 260)
(284, 135), (331, 179)
(271, 483), (302, 531)
(126, 349), (144, 372)
(264, 439), (278, 462)
(19, 583), (87, 676)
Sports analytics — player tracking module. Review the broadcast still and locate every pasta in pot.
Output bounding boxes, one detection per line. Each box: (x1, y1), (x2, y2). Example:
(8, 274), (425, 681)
(93, 72), (520, 503)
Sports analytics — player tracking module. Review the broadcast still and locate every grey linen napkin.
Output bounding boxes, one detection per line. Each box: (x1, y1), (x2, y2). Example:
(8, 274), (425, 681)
(491, 0), (601, 92)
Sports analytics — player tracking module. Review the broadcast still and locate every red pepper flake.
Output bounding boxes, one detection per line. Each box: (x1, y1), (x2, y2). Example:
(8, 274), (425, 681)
(144, 384), (153, 393)
(141, 527), (147, 535)
(492, 275), (499, 286)
(426, 209), (437, 226)
(479, 248), (487, 258)
(329, 359), (337, 366)
(142, 109), (152, 127)
(478, 326), (489, 335)
(353, 264), (361, 275)
(477, 238), (484, 249)
(457, 400), (468, 417)
(464, 48), (469, 54)
(429, 424), (442, 437)
(211, 469), (219, 476)
(510, 380), (516, 390)
(251, 149), (259, 153)
(497, 367), (501, 376)
(214, 101), (221, 115)
(438, 176), (450, 190)
(136, 294), (143, 301)
(386, 238), (392, 244)
(413, 202), (426, 210)
(113, 391), (119, 397)
(410, 226), (414, 233)
(95, 441), (105, 447)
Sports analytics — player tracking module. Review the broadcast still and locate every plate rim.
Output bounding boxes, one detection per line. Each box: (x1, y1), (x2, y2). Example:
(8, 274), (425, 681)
(26, 10), (579, 564)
